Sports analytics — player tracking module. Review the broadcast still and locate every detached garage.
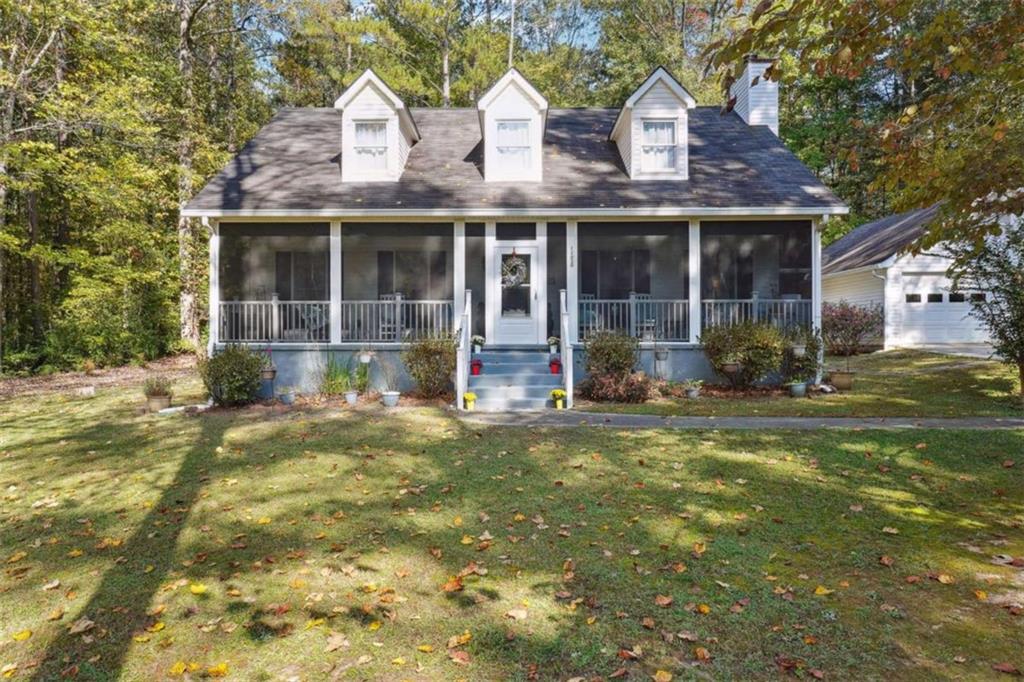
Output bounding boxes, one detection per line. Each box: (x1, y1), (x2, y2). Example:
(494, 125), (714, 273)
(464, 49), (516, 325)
(823, 205), (990, 349)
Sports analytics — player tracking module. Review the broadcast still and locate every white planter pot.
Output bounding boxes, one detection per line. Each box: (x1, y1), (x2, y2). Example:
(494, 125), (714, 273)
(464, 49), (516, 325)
(549, 345), (558, 355)
(381, 391), (400, 408)
(473, 344), (482, 354)
(344, 390), (358, 406)
(359, 352), (373, 364)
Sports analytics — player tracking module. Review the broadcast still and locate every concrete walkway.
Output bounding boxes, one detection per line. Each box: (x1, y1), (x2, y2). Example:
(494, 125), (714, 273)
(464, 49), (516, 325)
(460, 411), (1024, 430)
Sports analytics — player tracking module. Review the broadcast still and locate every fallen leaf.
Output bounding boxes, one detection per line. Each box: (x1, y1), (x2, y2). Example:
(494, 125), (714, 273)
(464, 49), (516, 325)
(882, 527), (900, 535)
(814, 585), (834, 596)
(993, 662), (1021, 675)
(68, 618), (95, 634)
(447, 631), (472, 648)
(391, 657), (405, 666)
(146, 621), (165, 633)
(655, 595), (673, 608)
(694, 646), (712, 662)
(505, 607), (528, 621)
(417, 644), (434, 653)
(189, 583), (207, 595)
(449, 650), (471, 665)
(975, 590), (988, 601)
(441, 576), (464, 593)
(937, 574), (955, 585)
(325, 632), (350, 652)
(207, 663), (229, 677)
(257, 516), (271, 525)
(879, 555), (895, 567)
(12, 630), (32, 641)
(6, 551), (27, 564)
(653, 671), (673, 682)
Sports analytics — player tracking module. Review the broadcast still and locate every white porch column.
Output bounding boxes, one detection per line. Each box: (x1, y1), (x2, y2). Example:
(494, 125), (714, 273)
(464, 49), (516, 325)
(688, 221), (702, 343)
(812, 218), (824, 382)
(566, 220), (578, 344)
(484, 221), (496, 342)
(453, 221), (466, 319)
(536, 221), (547, 344)
(206, 217), (219, 356)
(330, 221), (342, 344)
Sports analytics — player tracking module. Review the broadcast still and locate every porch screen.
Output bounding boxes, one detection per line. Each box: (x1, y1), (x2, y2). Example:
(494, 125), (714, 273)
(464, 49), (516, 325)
(577, 222), (688, 300)
(700, 221), (812, 300)
(341, 223), (454, 302)
(218, 223), (330, 302)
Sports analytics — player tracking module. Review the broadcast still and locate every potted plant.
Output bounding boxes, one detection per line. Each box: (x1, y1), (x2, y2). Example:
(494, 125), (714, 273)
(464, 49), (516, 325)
(379, 357), (401, 408)
(548, 336), (560, 355)
(654, 344), (669, 362)
(143, 376), (172, 412)
(260, 346), (277, 380)
(341, 371), (358, 406)
(721, 354), (742, 377)
(471, 335), (485, 354)
(358, 345), (374, 365)
(682, 379), (702, 399)
(464, 391), (477, 410)
(549, 357), (562, 375)
(470, 358), (483, 376)
(786, 376), (809, 398)
(550, 388), (567, 409)
(277, 385), (296, 405)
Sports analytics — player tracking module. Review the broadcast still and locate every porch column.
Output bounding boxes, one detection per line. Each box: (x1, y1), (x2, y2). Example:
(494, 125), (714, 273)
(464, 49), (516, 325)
(484, 221), (496, 342)
(688, 221), (701, 343)
(330, 221), (342, 344)
(206, 217), (219, 356)
(812, 219), (824, 380)
(536, 221), (547, 344)
(566, 220), (578, 344)
(453, 221), (466, 320)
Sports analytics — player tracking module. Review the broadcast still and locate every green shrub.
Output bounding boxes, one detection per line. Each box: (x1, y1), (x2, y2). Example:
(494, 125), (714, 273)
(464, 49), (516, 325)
(142, 375), (172, 397)
(700, 322), (786, 387)
(198, 345), (263, 406)
(320, 355), (351, 396)
(781, 327), (823, 383)
(583, 331), (638, 378)
(401, 336), (456, 398)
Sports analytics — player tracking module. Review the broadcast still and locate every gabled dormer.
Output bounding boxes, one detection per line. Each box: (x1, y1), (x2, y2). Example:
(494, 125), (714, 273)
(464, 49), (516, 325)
(477, 68), (548, 183)
(334, 69), (420, 182)
(609, 67), (696, 181)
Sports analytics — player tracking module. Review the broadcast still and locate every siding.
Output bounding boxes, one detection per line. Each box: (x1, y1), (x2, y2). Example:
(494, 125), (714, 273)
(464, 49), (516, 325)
(615, 115), (632, 176)
(629, 81), (688, 179)
(341, 84), (401, 182)
(822, 270), (884, 308)
(730, 61), (778, 135)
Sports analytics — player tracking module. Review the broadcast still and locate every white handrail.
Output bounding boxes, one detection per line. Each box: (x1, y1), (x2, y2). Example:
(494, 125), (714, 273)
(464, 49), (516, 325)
(560, 289), (573, 409)
(456, 290), (472, 410)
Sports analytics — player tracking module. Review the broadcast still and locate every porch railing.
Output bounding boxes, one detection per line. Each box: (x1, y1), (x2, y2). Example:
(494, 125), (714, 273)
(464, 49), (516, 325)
(219, 297), (454, 343)
(578, 297), (689, 342)
(701, 298), (812, 331)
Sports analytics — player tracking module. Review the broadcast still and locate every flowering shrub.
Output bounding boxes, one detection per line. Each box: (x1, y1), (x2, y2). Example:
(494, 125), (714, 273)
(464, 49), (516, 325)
(822, 301), (883, 356)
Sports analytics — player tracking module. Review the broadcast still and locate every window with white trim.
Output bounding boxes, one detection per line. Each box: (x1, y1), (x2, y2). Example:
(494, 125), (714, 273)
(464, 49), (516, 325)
(641, 120), (677, 172)
(354, 121), (388, 171)
(496, 120), (531, 170)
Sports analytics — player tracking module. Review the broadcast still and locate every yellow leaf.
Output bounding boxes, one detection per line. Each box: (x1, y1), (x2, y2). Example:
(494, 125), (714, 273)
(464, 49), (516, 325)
(814, 585), (834, 596)
(391, 657), (405, 666)
(47, 607), (65, 621)
(305, 618), (325, 630)
(133, 635), (151, 643)
(289, 577), (306, 589)
(67, 549), (83, 558)
(207, 663), (229, 677)
(6, 551), (27, 564)
(417, 645), (435, 653)
(168, 661), (187, 677)
(460, 534), (474, 545)
(12, 630), (32, 641)
(453, 515), (463, 527)
(975, 590), (988, 601)
(368, 621), (381, 631)
(189, 583), (207, 595)
(257, 516), (272, 525)
(513, 513), (526, 522)
(654, 671), (673, 682)
(361, 583), (378, 593)
(2, 663), (18, 678)
(937, 574), (955, 585)
(586, 616), (597, 625)
(144, 565), (155, 574)
(697, 603), (711, 614)
(147, 621), (165, 633)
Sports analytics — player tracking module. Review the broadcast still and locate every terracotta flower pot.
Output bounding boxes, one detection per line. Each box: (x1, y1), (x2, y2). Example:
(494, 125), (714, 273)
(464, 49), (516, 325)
(831, 370), (855, 391)
(147, 395), (171, 412)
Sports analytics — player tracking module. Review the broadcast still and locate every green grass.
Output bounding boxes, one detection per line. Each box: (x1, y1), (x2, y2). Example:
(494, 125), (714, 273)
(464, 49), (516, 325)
(1, 380), (1023, 680)
(582, 350), (1023, 418)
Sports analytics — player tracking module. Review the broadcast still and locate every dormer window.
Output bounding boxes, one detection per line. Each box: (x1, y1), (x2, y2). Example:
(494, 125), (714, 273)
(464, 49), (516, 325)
(354, 121), (388, 171)
(496, 120), (530, 170)
(641, 120), (677, 172)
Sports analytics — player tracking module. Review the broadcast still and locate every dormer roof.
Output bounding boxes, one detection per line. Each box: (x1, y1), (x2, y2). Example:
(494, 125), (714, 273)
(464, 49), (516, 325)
(334, 68), (420, 142)
(609, 66), (696, 141)
(476, 68), (549, 133)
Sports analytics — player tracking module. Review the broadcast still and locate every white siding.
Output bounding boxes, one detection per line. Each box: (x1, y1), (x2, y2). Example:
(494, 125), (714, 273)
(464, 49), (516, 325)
(615, 115), (632, 176)
(823, 270), (884, 308)
(730, 60), (779, 135)
(339, 82), (414, 182)
(481, 81), (544, 182)
(630, 81), (688, 180)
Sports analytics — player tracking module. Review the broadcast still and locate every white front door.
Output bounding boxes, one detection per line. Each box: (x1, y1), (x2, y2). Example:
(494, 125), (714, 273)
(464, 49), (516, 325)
(491, 245), (544, 345)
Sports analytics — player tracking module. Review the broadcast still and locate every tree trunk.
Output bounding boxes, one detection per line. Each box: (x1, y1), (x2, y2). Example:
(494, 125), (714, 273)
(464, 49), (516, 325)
(177, 0), (201, 349)
(26, 190), (42, 339)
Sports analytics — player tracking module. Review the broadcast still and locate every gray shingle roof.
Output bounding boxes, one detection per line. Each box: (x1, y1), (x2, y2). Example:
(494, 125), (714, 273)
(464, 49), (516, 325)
(184, 106), (846, 215)
(823, 204), (941, 275)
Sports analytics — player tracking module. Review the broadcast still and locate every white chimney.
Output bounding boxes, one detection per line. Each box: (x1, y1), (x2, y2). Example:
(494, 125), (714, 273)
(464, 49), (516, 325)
(729, 56), (779, 136)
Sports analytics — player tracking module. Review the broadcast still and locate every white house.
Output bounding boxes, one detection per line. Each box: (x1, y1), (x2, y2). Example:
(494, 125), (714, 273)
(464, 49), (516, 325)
(184, 61), (848, 410)
(823, 204), (990, 349)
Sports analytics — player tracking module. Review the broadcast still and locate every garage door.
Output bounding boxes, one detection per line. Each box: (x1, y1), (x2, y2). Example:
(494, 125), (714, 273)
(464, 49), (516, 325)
(899, 273), (990, 344)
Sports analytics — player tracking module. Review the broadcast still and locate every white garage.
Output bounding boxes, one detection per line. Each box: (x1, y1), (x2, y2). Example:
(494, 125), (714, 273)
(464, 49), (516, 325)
(823, 205), (991, 349)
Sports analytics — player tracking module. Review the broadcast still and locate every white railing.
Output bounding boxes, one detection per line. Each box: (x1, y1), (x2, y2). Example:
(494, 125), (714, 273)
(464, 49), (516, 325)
(578, 296), (690, 341)
(560, 289), (573, 409)
(219, 297), (453, 343)
(701, 298), (812, 331)
(220, 298), (329, 342)
(456, 290), (472, 411)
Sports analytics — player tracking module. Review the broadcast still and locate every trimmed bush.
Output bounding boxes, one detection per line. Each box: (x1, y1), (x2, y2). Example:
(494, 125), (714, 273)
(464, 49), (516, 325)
(701, 322), (786, 387)
(579, 372), (653, 403)
(822, 301), (883, 356)
(579, 331), (652, 402)
(199, 345), (263, 406)
(401, 335), (457, 398)
(781, 327), (823, 383)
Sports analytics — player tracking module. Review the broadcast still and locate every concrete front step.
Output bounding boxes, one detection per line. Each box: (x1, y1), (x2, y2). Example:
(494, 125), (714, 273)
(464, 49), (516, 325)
(466, 348), (565, 412)
(469, 374), (562, 388)
(471, 363), (554, 376)
(472, 397), (551, 412)
(473, 351), (554, 363)
(467, 385), (558, 400)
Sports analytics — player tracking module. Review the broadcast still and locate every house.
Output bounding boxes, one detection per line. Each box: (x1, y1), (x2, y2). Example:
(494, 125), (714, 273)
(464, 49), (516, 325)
(823, 204), (990, 349)
(182, 60), (847, 410)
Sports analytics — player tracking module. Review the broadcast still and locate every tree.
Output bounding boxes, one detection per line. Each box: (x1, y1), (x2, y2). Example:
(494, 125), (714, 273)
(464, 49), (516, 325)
(947, 203), (1024, 406)
(706, 0), (1024, 247)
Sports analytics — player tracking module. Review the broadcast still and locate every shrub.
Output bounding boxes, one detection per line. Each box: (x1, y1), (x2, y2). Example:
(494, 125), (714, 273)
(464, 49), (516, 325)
(401, 336), (456, 398)
(320, 355), (351, 396)
(781, 327), (823, 383)
(583, 331), (638, 378)
(700, 322), (786, 387)
(142, 375), (172, 397)
(822, 301), (883, 356)
(198, 345), (263, 406)
(579, 372), (653, 402)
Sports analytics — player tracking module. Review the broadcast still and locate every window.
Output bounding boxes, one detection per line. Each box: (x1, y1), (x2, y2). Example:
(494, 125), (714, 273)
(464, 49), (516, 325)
(948, 292), (966, 303)
(641, 120), (677, 172)
(377, 250), (448, 300)
(274, 251), (328, 301)
(496, 120), (530, 170)
(927, 293), (943, 303)
(354, 121), (388, 171)
(971, 292), (987, 302)
(905, 293), (922, 303)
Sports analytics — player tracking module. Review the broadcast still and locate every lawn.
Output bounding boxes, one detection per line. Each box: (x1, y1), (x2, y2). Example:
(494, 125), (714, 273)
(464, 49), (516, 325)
(581, 350), (1023, 418)
(1, 381), (1023, 680)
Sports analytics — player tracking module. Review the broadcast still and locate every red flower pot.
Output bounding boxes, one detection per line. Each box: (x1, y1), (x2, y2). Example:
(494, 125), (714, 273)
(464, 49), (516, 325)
(549, 359), (562, 375)
(471, 359), (483, 376)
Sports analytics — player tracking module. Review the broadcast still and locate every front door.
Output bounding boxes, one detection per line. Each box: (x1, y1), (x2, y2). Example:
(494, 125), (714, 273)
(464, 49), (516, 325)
(492, 245), (543, 345)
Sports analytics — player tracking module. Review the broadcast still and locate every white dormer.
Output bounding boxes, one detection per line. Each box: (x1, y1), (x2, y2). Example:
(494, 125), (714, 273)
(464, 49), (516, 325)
(334, 69), (420, 182)
(609, 67), (696, 181)
(728, 57), (779, 135)
(477, 68), (548, 182)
